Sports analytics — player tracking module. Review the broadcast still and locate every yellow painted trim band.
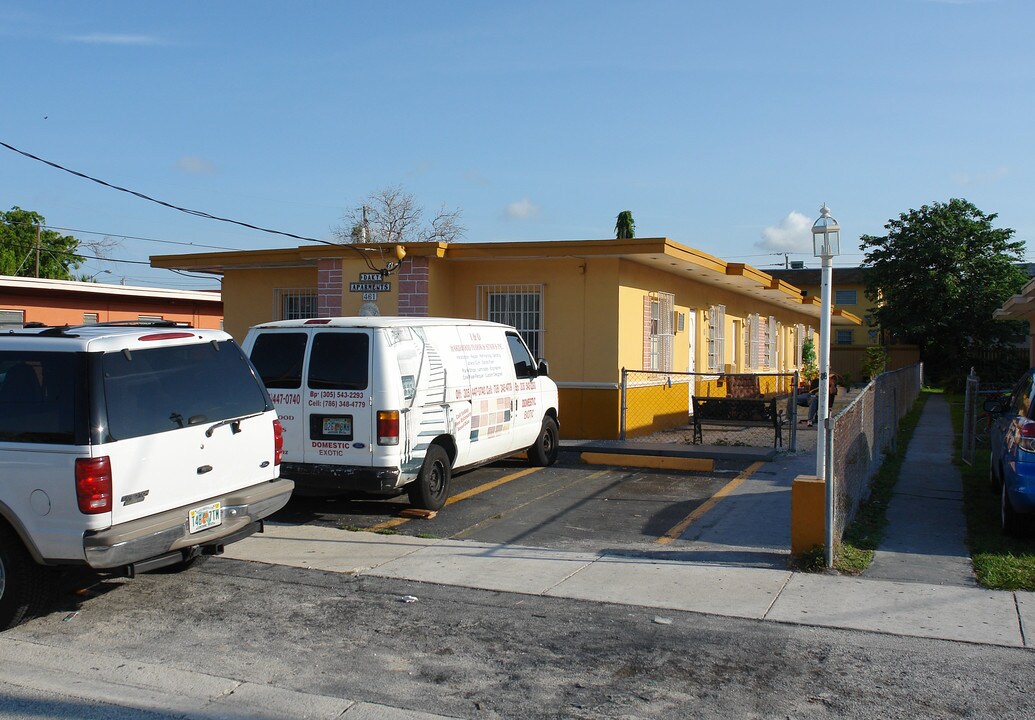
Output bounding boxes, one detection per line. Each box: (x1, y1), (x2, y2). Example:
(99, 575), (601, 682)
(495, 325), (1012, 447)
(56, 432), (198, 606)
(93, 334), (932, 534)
(580, 452), (714, 473)
(656, 460), (766, 545)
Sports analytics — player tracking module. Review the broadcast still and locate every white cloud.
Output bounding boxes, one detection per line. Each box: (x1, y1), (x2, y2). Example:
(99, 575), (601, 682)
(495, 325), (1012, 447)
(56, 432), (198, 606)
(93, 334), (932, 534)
(952, 165), (1009, 186)
(65, 33), (167, 46)
(757, 211), (814, 252)
(176, 156), (217, 175)
(504, 198), (541, 220)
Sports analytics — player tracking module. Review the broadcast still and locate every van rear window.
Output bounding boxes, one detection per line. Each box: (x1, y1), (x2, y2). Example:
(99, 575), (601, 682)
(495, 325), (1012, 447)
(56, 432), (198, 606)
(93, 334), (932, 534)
(102, 341), (269, 441)
(250, 332), (308, 389)
(0, 352), (84, 444)
(309, 333), (369, 390)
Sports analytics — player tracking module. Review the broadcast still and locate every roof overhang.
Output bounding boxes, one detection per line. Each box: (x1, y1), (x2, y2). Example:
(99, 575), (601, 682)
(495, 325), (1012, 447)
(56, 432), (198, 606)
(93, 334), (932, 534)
(151, 237), (861, 324)
(0, 275), (221, 303)
(994, 277), (1035, 321)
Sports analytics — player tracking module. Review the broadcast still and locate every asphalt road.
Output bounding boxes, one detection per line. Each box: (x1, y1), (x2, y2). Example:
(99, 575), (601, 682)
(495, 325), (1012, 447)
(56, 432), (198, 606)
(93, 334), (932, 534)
(3, 558), (1033, 719)
(272, 454), (744, 554)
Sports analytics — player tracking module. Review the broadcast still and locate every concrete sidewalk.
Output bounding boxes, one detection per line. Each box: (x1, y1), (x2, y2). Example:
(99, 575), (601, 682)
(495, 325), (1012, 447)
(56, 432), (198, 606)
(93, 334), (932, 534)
(221, 390), (1035, 651)
(224, 522), (1033, 649)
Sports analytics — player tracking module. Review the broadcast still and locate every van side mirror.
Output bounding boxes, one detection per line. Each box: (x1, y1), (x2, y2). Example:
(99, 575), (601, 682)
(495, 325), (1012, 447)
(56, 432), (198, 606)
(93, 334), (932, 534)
(537, 359), (549, 377)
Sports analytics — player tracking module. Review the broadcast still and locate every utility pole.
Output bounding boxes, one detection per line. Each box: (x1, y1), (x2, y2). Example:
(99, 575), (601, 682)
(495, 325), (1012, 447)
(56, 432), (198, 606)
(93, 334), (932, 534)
(35, 223), (41, 277)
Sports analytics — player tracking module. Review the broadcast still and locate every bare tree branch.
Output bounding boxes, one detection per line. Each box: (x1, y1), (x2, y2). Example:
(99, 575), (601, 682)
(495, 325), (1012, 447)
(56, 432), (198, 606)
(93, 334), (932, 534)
(334, 187), (464, 245)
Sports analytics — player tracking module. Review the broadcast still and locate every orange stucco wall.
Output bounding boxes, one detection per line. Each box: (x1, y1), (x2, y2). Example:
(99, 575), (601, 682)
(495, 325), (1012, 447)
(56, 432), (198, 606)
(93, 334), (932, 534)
(1, 291), (222, 330)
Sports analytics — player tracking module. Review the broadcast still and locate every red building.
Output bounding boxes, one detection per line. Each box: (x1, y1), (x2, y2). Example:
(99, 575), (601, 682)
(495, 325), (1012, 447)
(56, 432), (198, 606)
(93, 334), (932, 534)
(0, 275), (222, 329)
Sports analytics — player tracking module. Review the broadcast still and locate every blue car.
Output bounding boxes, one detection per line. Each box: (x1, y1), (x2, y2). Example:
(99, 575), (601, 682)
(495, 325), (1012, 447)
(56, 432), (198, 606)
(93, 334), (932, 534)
(985, 370), (1035, 535)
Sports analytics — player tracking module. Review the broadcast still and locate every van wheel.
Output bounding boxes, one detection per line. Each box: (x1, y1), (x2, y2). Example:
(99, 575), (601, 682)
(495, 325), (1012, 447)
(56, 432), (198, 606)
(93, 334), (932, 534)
(527, 416), (559, 467)
(0, 525), (49, 631)
(408, 445), (451, 511)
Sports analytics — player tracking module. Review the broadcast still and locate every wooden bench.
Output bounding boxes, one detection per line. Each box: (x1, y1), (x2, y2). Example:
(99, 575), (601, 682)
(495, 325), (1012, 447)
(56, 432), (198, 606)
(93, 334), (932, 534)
(690, 395), (788, 448)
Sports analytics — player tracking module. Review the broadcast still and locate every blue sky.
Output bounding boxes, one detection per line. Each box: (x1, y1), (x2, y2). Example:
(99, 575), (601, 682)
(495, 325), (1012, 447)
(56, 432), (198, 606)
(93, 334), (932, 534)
(1, 0), (1031, 289)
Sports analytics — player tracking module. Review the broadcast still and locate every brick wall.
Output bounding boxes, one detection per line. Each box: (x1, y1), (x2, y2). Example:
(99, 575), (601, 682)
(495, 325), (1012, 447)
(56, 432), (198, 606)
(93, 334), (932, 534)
(397, 256), (429, 317)
(317, 258), (342, 317)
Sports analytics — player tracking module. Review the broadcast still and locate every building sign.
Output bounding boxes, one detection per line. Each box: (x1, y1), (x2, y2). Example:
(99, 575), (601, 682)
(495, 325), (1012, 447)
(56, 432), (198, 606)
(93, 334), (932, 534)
(349, 282), (391, 293)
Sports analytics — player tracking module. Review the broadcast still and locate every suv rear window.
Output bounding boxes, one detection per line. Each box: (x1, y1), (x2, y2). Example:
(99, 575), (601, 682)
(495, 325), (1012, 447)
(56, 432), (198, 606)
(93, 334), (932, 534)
(102, 340), (270, 441)
(0, 352), (85, 444)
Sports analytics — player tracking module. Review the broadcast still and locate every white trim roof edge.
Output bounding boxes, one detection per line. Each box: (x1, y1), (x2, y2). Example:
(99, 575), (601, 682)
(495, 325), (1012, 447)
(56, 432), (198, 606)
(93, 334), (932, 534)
(0, 275), (221, 303)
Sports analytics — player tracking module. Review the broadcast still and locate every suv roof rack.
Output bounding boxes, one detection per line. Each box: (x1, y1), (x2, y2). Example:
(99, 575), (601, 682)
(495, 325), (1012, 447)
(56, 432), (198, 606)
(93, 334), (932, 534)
(5, 319), (195, 339)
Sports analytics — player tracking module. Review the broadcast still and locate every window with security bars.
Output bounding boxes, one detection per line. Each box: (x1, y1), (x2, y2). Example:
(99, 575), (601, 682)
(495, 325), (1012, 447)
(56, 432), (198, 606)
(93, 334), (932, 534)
(0, 309), (24, 328)
(708, 304), (726, 371)
(795, 324), (805, 366)
(273, 288), (318, 321)
(766, 316), (778, 368)
(834, 289), (858, 305)
(477, 284), (544, 358)
(647, 292), (674, 371)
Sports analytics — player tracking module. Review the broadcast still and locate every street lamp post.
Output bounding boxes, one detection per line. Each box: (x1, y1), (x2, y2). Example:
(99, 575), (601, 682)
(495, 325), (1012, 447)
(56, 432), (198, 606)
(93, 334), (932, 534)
(812, 204), (840, 567)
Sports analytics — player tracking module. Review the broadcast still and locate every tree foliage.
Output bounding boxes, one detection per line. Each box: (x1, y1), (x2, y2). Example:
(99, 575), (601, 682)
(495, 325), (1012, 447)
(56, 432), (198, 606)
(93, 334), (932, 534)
(334, 186), (465, 245)
(615, 210), (635, 239)
(0, 207), (84, 280)
(860, 198), (1026, 381)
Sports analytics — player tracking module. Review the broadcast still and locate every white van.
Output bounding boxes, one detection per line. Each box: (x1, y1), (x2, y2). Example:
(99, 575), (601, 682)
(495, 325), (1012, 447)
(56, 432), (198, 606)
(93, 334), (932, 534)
(242, 317), (560, 509)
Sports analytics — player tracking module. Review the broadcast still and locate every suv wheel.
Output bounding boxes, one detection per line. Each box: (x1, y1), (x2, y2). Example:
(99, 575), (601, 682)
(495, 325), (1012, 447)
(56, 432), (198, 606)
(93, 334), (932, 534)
(0, 525), (49, 630)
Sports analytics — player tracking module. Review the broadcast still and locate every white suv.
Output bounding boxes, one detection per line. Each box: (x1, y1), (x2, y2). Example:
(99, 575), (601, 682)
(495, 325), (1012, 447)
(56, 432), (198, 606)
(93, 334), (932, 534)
(0, 322), (294, 630)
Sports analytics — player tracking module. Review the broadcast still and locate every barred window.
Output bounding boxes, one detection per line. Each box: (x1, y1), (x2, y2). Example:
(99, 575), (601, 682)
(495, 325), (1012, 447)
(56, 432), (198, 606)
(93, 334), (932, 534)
(836, 329), (854, 345)
(477, 284), (544, 358)
(0, 309), (25, 328)
(273, 288), (318, 321)
(834, 289), (858, 305)
(708, 304), (726, 371)
(647, 292), (674, 371)
(766, 316), (778, 368)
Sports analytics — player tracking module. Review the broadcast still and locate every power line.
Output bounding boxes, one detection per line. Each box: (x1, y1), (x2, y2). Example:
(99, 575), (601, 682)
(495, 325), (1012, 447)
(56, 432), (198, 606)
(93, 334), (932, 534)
(0, 139), (389, 274)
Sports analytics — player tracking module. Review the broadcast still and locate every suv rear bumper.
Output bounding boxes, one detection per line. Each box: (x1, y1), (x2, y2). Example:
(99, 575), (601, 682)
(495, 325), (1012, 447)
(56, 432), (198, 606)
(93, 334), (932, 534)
(82, 478), (294, 569)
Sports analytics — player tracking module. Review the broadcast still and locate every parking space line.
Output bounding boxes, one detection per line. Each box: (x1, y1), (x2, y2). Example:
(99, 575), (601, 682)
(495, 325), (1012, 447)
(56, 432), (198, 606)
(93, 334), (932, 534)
(366, 466), (546, 532)
(656, 460), (766, 545)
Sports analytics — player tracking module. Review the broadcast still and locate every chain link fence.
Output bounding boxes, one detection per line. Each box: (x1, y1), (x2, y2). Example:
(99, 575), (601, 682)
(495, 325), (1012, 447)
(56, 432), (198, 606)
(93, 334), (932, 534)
(829, 364), (923, 543)
(620, 369), (799, 450)
(961, 368), (1013, 466)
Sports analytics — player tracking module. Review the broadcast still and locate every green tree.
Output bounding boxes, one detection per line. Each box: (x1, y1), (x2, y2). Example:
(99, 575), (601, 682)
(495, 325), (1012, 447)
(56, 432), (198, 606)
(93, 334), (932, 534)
(615, 210), (635, 239)
(860, 198), (1026, 383)
(0, 207), (83, 279)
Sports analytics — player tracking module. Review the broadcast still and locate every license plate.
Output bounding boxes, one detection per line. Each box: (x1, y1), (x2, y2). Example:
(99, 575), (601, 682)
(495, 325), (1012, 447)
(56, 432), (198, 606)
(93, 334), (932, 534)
(323, 417), (352, 436)
(188, 502), (222, 534)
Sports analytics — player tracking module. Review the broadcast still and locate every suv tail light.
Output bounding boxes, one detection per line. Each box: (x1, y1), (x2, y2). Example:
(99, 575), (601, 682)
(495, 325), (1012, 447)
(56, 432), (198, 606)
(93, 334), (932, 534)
(377, 410), (400, 445)
(75, 457), (112, 514)
(273, 418), (284, 465)
(1019, 422), (1035, 453)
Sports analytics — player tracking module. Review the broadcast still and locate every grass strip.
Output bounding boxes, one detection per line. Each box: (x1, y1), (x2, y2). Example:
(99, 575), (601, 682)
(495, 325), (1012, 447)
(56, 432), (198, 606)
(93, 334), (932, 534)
(831, 390), (930, 574)
(947, 393), (1035, 591)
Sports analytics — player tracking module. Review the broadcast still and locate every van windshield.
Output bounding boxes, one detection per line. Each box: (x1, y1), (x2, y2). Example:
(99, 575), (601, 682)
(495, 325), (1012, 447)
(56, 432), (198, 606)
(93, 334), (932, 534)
(102, 341), (269, 441)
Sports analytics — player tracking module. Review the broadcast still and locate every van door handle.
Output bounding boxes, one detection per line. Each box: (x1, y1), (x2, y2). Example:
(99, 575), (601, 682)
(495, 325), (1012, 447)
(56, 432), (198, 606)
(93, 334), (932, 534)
(197, 465), (213, 475)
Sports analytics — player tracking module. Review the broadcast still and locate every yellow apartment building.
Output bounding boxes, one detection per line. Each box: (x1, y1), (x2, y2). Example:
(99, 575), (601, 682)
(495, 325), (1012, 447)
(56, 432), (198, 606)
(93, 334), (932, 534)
(153, 237), (861, 439)
(768, 267), (917, 381)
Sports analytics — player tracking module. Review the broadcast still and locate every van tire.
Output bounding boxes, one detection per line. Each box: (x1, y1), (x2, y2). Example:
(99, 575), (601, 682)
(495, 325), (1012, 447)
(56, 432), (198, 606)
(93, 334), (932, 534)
(527, 416), (559, 467)
(0, 525), (49, 631)
(408, 444), (451, 511)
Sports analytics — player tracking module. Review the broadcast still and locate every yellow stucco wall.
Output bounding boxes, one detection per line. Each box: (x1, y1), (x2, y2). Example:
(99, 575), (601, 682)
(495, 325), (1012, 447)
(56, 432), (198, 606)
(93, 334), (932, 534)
(223, 267), (317, 341)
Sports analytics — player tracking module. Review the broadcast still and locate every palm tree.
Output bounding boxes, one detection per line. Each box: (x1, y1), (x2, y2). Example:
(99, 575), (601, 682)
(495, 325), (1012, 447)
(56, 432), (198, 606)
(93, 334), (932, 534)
(614, 211), (635, 239)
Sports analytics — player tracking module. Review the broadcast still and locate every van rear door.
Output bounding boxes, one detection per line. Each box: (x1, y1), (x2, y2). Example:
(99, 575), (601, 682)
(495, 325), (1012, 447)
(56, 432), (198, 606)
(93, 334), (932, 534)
(302, 330), (373, 467)
(247, 331), (308, 464)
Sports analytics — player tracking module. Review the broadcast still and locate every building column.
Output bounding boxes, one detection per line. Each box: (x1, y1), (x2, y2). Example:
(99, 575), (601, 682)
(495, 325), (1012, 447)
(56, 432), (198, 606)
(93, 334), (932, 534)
(397, 256), (429, 317)
(317, 258), (343, 317)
